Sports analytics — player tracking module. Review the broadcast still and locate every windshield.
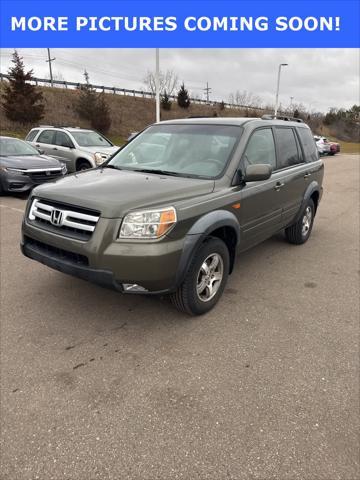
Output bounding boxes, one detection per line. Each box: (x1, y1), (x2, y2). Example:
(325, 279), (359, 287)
(0, 137), (39, 156)
(108, 124), (242, 178)
(71, 131), (113, 147)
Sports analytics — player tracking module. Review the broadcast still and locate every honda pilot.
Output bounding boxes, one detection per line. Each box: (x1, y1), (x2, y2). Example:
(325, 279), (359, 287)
(21, 116), (324, 315)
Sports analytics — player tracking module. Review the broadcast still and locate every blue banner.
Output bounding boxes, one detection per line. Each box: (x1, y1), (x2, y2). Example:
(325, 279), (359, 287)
(0, 0), (359, 48)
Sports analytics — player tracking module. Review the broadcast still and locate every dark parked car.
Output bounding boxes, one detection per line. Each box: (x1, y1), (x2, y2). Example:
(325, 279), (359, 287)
(21, 116), (324, 315)
(0, 137), (66, 194)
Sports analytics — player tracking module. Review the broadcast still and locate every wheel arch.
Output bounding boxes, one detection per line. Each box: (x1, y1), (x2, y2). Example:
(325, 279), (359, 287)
(175, 210), (240, 287)
(295, 181), (321, 222)
(76, 157), (93, 170)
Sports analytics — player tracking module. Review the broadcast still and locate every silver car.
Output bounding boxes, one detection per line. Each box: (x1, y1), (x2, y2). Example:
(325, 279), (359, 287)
(26, 126), (119, 172)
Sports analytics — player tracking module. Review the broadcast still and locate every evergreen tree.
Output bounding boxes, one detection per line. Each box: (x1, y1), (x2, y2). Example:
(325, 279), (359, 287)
(177, 83), (191, 109)
(76, 70), (98, 121)
(2, 50), (45, 124)
(92, 92), (111, 134)
(293, 109), (300, 118)
(161, 90), (172, 111)
(76, 71), (111, 134)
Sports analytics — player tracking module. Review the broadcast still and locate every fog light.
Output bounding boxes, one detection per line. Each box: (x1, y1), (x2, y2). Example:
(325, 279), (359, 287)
(122, 283), (148, 293)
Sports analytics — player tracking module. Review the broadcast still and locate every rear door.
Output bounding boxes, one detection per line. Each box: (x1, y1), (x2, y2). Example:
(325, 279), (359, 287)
(236, 127), (284, 250)
(272, 126), (311, 226)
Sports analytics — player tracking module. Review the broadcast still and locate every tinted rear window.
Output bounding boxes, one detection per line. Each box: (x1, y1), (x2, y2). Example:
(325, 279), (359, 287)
(26, 130), (39, 142)
(298, 128), (319, 162)
(275, 128), (302, 169)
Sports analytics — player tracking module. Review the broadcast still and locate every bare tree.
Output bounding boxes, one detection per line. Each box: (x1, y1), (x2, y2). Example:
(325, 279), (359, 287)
(144, 69), (179, 96)
(228, 90), (263, 109)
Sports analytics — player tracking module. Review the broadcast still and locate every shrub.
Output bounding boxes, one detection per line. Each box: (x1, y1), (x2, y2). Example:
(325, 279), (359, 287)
(161, 90), (172, 111)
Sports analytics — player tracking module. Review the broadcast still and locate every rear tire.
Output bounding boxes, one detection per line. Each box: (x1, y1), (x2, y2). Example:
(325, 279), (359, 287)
(285, 198), (315, 245)
(170, 237), (230, 316)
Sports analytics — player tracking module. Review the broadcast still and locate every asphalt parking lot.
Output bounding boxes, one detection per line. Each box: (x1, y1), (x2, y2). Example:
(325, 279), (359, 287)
(0, 153), (359, 480)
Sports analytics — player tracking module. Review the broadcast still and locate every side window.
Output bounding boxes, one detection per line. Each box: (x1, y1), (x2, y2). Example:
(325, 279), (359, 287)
(275, 128), (302, 168)
(297, 128), (319, 162)
(37, 130), (55, 145)
(25, 130), (39, 142)
(55, 131), (74, 148)
(242, 128), (276, 169)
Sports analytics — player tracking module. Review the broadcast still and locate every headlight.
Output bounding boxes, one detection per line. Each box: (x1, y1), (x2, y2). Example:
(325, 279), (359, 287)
(94, 152), (106, 166)
(3, 167), (25, 174)
(119, 207), (177, 239)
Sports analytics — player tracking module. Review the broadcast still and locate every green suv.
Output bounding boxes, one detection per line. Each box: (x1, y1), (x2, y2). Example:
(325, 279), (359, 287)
(21, 116), (324, 315)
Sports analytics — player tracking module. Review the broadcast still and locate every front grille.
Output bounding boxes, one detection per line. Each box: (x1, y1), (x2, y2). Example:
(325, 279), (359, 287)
(25, 236), (89, 266)
(28, 198), (100, 241)
(30, 169), (62, 181)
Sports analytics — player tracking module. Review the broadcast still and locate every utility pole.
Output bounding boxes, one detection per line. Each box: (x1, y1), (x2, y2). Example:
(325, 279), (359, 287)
(155, 48), (160, 123)
(46, 48), (55, 87)
(204, 82), (212, 104)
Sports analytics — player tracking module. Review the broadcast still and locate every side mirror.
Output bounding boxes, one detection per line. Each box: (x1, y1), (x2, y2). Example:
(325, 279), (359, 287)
(244, 164), (272, 182)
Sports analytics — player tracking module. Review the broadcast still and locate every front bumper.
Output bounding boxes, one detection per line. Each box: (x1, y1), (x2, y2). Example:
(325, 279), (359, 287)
(0, 171), (65, 193)
(21, 215), (186, 294)
(21, 238), (124, 292)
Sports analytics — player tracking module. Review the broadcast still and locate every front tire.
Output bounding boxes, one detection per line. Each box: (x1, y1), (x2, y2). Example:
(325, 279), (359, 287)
(285, 199), (315, 245)
(76, 160), (91, 171)
(170, 237), (230, 315)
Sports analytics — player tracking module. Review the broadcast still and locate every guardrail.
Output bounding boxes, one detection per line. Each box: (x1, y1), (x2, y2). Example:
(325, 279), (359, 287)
(0, 72), (267, 112)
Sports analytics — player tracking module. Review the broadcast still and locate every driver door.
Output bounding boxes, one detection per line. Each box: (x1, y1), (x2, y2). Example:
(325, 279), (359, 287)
(236, 128), (284, 251)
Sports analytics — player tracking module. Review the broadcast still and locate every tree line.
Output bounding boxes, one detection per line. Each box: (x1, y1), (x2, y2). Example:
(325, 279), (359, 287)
(1, 51), (359, 142)
(1, 51), (193, 134)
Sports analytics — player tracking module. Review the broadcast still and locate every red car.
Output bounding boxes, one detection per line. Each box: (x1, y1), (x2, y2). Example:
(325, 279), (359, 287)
(329, 142), (340, 155)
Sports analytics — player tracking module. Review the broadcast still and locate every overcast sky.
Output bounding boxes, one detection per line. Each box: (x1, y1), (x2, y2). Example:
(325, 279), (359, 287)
(1, 48), (359, 112)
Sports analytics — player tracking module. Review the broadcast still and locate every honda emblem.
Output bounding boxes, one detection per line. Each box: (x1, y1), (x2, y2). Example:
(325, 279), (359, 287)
(50, 209), (63, 226)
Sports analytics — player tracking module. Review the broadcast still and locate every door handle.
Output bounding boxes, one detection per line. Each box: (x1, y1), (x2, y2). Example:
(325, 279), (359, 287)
(52, 147), (58, 151)
(304, 173), (311, 178)
(274, 182), (285, 191)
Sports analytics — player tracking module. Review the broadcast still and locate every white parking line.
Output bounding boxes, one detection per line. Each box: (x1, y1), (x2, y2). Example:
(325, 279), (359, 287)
(0, 204), (25, 214)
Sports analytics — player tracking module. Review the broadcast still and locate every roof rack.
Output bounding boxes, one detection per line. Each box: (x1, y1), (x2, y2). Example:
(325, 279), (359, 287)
(261, 114), (304, 123)
(38, 125), (81, 129)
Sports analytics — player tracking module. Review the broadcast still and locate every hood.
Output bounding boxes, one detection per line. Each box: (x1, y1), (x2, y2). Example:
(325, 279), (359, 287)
(0, 154), (62, 169)
(33, 168), (215, 218)
(78, 146), (119, 156)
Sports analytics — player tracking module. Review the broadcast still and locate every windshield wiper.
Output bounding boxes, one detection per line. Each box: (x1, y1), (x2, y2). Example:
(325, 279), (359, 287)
(104, 164), (122, 170)
(135, 168), (184, 177)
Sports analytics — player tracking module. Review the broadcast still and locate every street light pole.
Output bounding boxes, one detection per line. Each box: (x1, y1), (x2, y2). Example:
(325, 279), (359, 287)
(155, 48), (160, 123)
(274, 63), (288, 117)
